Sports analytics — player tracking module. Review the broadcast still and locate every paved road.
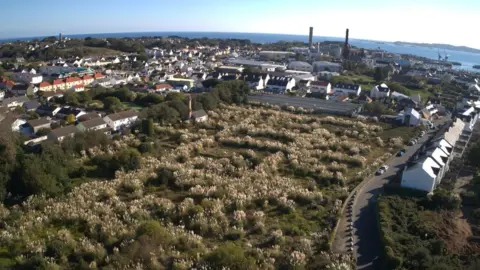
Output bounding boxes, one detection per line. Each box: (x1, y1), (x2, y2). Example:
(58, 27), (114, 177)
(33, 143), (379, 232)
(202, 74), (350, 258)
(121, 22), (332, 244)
(331, 129), (435, 269)
(353, 132), (431, 270)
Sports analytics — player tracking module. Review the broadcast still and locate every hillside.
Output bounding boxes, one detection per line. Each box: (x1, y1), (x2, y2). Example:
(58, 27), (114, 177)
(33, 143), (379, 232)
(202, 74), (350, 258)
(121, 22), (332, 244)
(59, 46), (122, 56)
(393, 41), (480, 54)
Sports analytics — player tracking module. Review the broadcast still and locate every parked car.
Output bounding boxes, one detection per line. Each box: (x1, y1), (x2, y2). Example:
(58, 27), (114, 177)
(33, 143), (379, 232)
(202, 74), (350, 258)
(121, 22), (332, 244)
(397, 149), (406, 156)
(376, 165), (389, 175)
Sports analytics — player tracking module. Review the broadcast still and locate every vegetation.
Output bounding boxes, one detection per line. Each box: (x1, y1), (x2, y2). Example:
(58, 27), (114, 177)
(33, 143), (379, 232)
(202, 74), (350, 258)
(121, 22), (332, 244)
(0, 101), (414, 269)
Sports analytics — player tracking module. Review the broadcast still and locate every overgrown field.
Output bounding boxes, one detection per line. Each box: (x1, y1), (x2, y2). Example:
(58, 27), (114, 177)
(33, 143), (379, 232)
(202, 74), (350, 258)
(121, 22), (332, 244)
(0, 105), (407, 269)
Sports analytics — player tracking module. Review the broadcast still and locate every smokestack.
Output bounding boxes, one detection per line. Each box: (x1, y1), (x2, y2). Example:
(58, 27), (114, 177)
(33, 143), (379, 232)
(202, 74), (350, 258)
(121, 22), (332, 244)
(345, 28), (349, 45)
(309, 27), (313, 48)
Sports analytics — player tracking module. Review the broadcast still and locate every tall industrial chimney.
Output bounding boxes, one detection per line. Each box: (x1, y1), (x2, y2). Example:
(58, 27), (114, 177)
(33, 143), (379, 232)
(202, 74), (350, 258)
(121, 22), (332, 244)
(342, 28), (350, 59)
(345, 28), (349, 45)
(309, 27), (313, 48)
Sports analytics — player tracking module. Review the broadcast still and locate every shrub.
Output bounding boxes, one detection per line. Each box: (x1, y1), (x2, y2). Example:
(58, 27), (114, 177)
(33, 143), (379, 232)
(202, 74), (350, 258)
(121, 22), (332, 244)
(204, 243), (256, 270)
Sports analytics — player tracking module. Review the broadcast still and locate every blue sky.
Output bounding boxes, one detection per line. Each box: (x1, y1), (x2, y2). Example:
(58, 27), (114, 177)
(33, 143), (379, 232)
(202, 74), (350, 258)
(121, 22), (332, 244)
(1, 0), (478, 48)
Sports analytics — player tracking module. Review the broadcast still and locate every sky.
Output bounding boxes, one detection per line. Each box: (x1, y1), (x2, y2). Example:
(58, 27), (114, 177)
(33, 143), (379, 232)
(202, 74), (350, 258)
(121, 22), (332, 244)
(1, 0), (478, 48)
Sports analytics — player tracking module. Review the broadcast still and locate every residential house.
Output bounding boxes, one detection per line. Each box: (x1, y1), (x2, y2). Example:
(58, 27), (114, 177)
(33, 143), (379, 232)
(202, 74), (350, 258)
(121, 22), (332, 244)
(48, 125), (79, 142)
(11, 72), (43, 84)
(24, 118), (51, 134)
(92, 78), (111, 87)
(333, 83), (362, 96)
(52, 79), (66, 90)
(55, 107), (86, 120)
(39, 81), (53, 92)
(64, 77), (82, 88)
(153, 83), (173, 92)
(76, 118), (109, 133)
(401, 119), (464, 193)
(167, 78), (195, 89)
(370, 83), (391, 98)
(41, 91), (64, 102)
(93, 73), (105, 80)
(72, 84), (85, 92)
(421, 104), (438, 120)
(36, 104), (61, 117)
(310, 81), (332, 94)
(78, 112), (101, 122)
(23, 100), (40, 112)
(103, 110), (139, 131)
(264, 76), (296, 93)
(81, 75), (94, 85)
(11, 119), (27, 132)
(396, 108), (421, 126)
(259, 51), (295, 61)
(1, 96), (29, 108)
(10, 84), (35, 96)
(191, 110), (208, 122)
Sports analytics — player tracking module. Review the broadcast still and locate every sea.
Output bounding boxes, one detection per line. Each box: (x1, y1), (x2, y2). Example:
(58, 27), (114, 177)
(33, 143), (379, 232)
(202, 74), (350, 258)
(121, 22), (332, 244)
(2, 31), (479, 71)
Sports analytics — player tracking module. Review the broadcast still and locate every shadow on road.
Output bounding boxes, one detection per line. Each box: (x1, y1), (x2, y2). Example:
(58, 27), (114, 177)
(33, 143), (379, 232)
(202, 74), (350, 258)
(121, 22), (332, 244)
(355, 187), (384, 270)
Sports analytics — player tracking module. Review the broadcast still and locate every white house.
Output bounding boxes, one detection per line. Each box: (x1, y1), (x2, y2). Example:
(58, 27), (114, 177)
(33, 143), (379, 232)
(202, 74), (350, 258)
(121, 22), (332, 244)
(11, 72), (43, 84)
(370, 83), (391, 98)
(47, 125), (79, 142)
(1, 96), (29, 108)
(264, 77), (296, 93)
(333, 83), (362, 96)
(242, 73), (270, 90)
(310, 81), (332, 94)
(76, 118), (108, 132)
(0, 91), (4, 101)
(11, 119), (27, 132)
(396, 108), (421, 126)
(401, 156), (441, 193)
(103, 110), (139, 131)
(191, 110), (208, 123)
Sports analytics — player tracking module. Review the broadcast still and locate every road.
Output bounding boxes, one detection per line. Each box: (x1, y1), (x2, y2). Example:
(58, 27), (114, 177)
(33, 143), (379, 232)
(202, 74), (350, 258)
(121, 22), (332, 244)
(331, 129), (435, 269)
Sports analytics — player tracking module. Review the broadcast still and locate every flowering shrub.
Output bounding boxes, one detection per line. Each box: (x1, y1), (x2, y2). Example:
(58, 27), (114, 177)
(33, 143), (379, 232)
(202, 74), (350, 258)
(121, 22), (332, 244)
(0, 105), (400, 269)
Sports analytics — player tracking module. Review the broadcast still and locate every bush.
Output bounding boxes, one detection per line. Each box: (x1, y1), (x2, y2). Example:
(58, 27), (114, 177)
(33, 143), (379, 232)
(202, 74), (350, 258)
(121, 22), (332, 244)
(204, 243), (256, 270)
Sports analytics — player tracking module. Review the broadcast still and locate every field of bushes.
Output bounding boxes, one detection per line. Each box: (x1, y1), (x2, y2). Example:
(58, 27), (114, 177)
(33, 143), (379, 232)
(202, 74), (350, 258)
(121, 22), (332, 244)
(0, 105), (409, 269)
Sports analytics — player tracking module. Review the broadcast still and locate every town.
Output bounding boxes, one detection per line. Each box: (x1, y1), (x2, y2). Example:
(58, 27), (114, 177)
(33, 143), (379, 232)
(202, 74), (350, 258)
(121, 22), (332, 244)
(0, 28), (480, 269)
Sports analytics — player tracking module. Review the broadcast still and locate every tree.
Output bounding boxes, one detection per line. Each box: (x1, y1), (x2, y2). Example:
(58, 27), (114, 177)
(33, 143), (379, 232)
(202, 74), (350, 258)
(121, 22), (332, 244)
(115, 87), (136, 102)
(202, 79), (221, 89)
(142, 119), (154, 136)
(66, 114), (76, 124)
(141, 103), (180, 125)
(65, 92), (80, 106)
(374, 67), (388, 82)
(168, 99), (189, 119)
(165, 92), (186, 102)
(467, 143), (480, 167)
(104, 97), (124, 113)
(204, 243), (256, 270)
(135, 93), (164, 107)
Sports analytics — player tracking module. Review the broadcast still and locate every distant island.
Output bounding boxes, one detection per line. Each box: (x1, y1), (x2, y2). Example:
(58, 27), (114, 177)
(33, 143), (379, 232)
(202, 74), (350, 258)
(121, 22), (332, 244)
(394, 41), (480, 54)
(473, 65), (480, 69)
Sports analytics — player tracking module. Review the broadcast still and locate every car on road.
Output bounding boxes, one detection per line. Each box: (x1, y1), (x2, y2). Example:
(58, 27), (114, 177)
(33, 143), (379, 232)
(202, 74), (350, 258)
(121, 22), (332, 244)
(376, 165), (389, 175)
(397, 149), (406, 156)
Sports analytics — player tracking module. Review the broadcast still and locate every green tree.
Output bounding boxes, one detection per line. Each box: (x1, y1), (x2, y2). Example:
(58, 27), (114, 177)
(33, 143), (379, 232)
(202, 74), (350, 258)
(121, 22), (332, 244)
(141, 103), (180, 125)
(467, 143), (480, 167)
(374, 67), (388, 82)
(142, 119), (154, 136)
(104, 96), (124, 113)
(168, 99), (189, 119)
(66, 114), (76, 124)
(165, 92), (186, 102)
(65, 92), (80, 106)
(204, 243), (256, 270)
(115, 87), (136, 102)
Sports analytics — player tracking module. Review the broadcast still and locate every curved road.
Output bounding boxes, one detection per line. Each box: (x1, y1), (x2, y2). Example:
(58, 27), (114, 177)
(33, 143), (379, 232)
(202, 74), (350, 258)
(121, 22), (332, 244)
(332, 129), (435, 269)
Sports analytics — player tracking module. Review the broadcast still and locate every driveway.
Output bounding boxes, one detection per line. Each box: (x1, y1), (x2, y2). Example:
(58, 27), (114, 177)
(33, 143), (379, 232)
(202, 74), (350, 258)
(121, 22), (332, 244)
(332, 129), (436, 269)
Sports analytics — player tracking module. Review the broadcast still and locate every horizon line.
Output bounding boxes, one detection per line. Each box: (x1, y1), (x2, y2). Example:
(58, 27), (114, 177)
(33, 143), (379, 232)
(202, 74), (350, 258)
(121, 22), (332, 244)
(1, 30), (478, 50)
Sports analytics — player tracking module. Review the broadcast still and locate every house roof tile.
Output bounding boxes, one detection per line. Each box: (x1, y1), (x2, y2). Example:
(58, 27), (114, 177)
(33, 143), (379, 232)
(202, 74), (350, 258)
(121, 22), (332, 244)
(105, 110), (138, 121)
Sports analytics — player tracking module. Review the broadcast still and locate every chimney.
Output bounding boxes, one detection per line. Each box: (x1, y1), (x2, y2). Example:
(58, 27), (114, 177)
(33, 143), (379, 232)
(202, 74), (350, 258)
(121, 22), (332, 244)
(345, 28), (349, 45)
(309, 27), (313, 48)
(188, 94), (192, 119)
